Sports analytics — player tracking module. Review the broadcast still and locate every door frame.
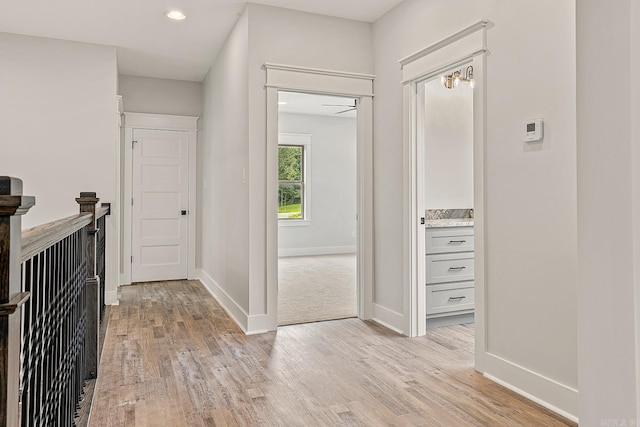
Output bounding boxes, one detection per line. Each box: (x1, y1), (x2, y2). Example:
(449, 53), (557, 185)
(399, 20), (488, 368)
(264, 63), (375, 330)
(121, 112), (199, 285)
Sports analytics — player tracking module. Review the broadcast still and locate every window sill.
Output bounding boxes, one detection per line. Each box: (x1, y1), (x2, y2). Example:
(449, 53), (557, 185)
(278, 219), (311, 227)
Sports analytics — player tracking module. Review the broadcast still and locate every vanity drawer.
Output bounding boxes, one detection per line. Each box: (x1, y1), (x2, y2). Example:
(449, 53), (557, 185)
(426, 227), (474, 254)
(426, 253), (475, 284)
(426, 281), (475, 315)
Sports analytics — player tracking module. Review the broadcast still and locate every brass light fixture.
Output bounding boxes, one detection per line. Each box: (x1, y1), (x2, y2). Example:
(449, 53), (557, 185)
(441, 66), (474, 89)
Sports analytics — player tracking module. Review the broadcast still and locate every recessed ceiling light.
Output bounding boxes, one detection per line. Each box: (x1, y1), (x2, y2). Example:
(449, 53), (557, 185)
(166, 10), (186, 20)
(278, 101), (287, 105)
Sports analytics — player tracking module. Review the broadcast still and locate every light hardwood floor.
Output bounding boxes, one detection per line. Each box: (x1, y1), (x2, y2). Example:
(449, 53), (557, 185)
(89, 280), (576, 426)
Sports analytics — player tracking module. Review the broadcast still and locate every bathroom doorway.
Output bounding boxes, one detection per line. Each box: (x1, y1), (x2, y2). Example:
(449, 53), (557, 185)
(418, 64), (476, 333)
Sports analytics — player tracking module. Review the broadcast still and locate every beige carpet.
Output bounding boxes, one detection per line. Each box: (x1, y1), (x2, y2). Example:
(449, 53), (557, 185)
(278, 254), (357, 326)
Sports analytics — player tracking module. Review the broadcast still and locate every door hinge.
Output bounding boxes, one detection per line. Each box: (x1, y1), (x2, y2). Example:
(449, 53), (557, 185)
(131, 198), (134, 206)
(131, 256), (133, 263)
(420, 217), (425, 225)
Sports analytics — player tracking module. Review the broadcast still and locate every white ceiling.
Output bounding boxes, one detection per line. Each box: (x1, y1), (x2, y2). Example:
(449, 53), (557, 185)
(279, 92), (357, 118)
(0, 0), (404, 82)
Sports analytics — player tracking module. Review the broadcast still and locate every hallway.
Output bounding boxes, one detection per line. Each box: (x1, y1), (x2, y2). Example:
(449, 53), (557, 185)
(89, 281), (575, 426)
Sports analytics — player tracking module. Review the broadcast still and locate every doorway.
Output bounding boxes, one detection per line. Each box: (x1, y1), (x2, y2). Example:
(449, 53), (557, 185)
(276, 92), (358, 326)
(263, 63), (374, 333)
(418, 64), (475, 332)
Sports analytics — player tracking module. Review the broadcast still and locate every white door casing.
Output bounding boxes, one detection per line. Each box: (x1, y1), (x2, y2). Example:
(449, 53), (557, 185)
(399, 21), (487, 359)
(264, 63), (375, 332)
(121, 113), (198, 286)
(131, 129), (188, 282)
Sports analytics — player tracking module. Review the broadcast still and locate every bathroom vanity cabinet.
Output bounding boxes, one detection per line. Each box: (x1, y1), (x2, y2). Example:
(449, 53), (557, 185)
(425, 225), (475, 329)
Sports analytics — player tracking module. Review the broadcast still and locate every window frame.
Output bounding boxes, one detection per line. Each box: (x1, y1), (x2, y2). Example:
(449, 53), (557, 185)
(278, 133), (312, 225)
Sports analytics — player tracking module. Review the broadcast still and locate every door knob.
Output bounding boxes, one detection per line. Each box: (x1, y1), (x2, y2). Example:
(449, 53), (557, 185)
(181, 210), (187, 216)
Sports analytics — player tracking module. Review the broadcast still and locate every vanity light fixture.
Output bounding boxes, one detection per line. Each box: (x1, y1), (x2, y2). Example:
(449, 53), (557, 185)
(442, 66), (474, 89)
(165, 10), (186, 20)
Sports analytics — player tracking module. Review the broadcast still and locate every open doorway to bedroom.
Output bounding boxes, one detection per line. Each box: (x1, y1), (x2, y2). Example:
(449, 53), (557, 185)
(276, 91), (358, 326)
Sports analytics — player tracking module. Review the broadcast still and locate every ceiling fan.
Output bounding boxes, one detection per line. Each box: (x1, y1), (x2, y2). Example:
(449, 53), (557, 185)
(321, 99), (357, 114)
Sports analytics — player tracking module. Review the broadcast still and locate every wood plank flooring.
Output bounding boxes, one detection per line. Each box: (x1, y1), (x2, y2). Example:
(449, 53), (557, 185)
(88, 280), (576, 426)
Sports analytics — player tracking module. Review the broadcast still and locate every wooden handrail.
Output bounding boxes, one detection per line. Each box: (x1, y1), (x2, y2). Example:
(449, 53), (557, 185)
(96, 203), (110, 220)
(20, 213), (92, 263)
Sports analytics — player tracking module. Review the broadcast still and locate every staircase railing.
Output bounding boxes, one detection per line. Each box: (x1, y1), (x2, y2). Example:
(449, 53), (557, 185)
(0, 177), (110, 426)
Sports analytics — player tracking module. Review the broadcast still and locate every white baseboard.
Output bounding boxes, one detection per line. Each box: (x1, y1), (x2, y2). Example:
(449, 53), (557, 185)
(484, 353), (578, 423)
(246, 314), (270, 335)
(105, 290), (119, 306)
(278, 245), (356, 258)
(197, 269), (249, 334)
(372, 304), (406, 335)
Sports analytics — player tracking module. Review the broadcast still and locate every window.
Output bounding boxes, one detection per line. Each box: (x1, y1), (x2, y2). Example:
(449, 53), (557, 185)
(278, 145), (305, 219)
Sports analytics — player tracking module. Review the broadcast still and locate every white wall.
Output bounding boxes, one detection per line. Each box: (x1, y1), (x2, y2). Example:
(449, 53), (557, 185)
(119, 75), (202, 117)
(423, 77), (474, 209)
(0, 33), (118, 228)
(0, 32), (119, 303)
(278, 113), (357, 256)
(199, 9), (251, 319)
(577, 0), (639, 423)
(373, 0), (578, 417)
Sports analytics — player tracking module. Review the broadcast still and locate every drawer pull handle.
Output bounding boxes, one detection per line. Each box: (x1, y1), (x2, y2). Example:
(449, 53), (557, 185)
(448, 266), (466, 271)
(448, 240), (467, 244)
(448, 296), (466, 302)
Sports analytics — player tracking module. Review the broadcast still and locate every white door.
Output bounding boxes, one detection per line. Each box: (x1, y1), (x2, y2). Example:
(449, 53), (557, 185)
(131, 129), (189, 282)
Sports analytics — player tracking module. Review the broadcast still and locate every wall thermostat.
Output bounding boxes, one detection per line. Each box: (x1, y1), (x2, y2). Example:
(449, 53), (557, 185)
(523, 118), (544, 142)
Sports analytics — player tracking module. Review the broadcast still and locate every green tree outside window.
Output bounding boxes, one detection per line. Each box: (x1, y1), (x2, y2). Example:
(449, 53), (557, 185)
(278, 145), (304, 219)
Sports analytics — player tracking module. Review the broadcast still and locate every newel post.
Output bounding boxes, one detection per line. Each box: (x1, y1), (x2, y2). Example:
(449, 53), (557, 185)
(76, 192), (100, 379)
(0, 177), (34, 426)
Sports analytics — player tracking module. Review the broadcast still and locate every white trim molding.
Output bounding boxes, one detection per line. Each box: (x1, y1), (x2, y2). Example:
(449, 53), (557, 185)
(197, 270), (270, 336)
(264, 63), (375, 97)
(372, 304), (405, 334)
(264, 63), (375, 80)
(121, 112), (199, 286)
(278, 246), (356, 258)
(400, 20), (488, 343)
(108, 95), (123, 306)
(400, 20), (489, 85)
(197, 270), (249, 333)
(123, 112), (199, 131)
(484, 353), (579, 423)
(265, 63), (375, 332)
(399, 20), (489, 68)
